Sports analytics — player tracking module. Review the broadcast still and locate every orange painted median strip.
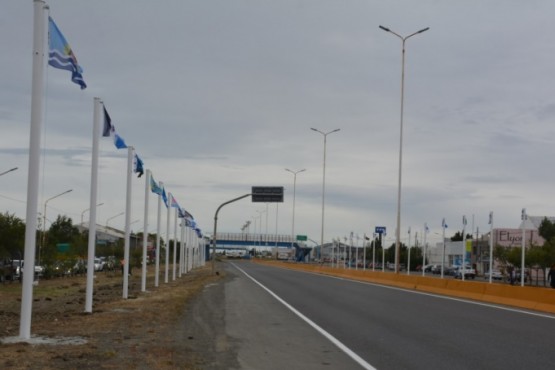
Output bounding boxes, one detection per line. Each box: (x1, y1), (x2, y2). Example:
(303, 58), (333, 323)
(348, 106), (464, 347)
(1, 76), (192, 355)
(252, 259), (555, 315)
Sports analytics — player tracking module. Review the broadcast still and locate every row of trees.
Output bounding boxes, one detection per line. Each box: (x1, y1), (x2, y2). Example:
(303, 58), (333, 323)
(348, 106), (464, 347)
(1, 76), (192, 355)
(0, 212), (171, 277)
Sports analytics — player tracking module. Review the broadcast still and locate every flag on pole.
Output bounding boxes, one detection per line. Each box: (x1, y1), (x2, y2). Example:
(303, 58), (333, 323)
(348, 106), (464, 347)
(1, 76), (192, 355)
(114, 133), (127, 149)
(162, 187), (168, 208)
(48, 17), (86, 89)
(134, 154), (144, 177)
(442, 218), (448, 228)
(102, 107), (114, 137)
(425, 223), (430, 233)
(170, 194), (180, 208)
(150, 175), (163, 195)
(488, 211), (493, 225)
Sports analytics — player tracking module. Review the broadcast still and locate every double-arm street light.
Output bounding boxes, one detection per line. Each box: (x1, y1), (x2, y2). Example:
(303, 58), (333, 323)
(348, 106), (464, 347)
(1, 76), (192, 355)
(106, 211), (125, 229)
(311, 128), (340, 259)
(379, 25), (429, 273)
(285, 168), (306, 249)
(41, 188), (73, 265)
(81, 202), (105, 226)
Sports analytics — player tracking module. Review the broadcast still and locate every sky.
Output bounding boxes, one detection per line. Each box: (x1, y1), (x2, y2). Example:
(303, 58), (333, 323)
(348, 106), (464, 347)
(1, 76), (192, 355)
(2, 0), (555, 248)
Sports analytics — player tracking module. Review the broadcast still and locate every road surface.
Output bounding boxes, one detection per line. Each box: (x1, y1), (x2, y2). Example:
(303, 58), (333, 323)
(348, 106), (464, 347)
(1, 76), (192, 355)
(184, 261), (555, 369)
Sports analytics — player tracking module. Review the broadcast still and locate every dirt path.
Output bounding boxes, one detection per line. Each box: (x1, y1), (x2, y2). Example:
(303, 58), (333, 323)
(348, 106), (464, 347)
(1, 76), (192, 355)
(0, 265), (222, 370)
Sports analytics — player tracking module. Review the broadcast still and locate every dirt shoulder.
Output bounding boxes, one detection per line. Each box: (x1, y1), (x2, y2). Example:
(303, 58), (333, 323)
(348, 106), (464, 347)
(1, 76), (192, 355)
(0, 265), (222, 370)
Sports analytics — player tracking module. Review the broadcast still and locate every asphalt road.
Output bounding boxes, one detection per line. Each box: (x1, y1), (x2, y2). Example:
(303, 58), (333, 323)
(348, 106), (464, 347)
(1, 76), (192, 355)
(217, 261), (555, 370)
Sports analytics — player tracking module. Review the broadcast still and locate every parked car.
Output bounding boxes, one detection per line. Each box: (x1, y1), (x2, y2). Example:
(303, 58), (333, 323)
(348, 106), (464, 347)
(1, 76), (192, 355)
(94, 257), (105, 272)
(483, 270), (503, 280)
(454, 267), (476, 279)
(431, 264), (447, 274)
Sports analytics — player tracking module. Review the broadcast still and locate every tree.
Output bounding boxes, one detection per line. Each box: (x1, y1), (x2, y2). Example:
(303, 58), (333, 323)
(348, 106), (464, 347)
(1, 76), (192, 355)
(42, 215), (81, 264)
(0, 212), (26, 259)
(538, 217), (555, 241)
(451, 231), (473, 241)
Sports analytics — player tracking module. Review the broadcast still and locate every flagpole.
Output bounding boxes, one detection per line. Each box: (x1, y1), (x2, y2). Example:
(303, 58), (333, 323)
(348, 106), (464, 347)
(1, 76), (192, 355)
(20, 0), (47, 340)
(172, 207), (178, 280)
(85, 98), (102, 313)
(423, 223), (428, 277)
(488, 212), (494, 283)
(179, 220), (184, 276)
(155, 182), (162, 287)
(165, 193), (171, 283)
(122, 146), (134, 299)
(141, 170), (150, 292)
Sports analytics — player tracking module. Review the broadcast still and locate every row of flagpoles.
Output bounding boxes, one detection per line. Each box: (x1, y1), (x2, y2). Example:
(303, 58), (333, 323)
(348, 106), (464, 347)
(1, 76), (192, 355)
(20, 1), (204, 340)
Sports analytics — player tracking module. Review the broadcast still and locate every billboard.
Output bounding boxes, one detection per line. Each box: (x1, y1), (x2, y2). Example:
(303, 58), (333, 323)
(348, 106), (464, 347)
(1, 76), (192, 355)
(494, 228), (545, 248)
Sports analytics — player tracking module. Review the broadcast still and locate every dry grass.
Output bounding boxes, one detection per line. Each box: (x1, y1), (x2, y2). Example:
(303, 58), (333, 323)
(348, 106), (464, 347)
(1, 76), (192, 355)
(0, 265), (221, 370)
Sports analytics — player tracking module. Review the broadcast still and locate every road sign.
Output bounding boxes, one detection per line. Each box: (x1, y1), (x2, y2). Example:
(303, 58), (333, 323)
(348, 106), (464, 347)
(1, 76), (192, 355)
(56, 243), (70, 253)
(375, 226), (386, 234)
(296, 235), (307, 241)
(251, 186), (284, 203)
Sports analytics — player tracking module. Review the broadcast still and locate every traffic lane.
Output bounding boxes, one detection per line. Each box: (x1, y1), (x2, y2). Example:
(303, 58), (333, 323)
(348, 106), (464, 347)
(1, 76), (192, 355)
(232, 261), (555, 370)
(223, 263), (364, 370)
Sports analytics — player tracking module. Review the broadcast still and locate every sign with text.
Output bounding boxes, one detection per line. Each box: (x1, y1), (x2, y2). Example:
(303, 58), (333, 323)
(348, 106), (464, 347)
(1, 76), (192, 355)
(251, 186), (284, 203)
(375, 226), (386, 234)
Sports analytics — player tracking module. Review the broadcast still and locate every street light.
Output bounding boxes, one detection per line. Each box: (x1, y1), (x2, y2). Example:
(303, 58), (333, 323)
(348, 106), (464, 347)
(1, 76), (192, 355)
(41, 189), (73, 266)
(0, 167), (18, 176)
(81, 202), (104, 226)
(285, 168), (306, 250)
(106, 211), (125, 229)
(311, 127), (340, 259)
(379, 25), (429, 273)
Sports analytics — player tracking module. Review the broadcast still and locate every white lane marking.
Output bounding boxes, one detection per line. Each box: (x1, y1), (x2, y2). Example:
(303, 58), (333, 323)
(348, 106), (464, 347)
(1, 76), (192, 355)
(231, 262), (377, 370)
(268, 264), (555, 320)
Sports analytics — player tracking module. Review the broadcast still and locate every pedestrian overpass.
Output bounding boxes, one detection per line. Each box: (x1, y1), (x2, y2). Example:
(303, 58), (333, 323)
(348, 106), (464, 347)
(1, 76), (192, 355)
(213, 232), (312, 261)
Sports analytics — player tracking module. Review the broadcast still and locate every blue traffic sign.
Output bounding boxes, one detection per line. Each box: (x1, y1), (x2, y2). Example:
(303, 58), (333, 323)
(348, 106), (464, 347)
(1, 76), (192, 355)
(375, 226), (386, 234)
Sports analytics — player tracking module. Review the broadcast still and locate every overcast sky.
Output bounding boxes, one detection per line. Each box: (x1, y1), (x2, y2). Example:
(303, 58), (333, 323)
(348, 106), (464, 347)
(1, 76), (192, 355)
(2, 0), (555, 247)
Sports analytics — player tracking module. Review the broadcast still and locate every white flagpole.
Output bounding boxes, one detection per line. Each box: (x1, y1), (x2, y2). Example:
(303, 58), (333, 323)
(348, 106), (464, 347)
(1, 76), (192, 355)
(85, 98), (102, 313)
(488, 212), (494, 283)
(422, 223), (427, 276)
(122, 146), (133, 299)
(165, 193), (171, 283)
(179, 220), (184, 276)
(141, 169), (150, 292)
(407, 227), (411, 275)
(155, 181), (163, 287)
(441, 219), (446, 279)
(20, 0), (47, 340)
(462, 215), (467, 281)
(172, 207), (177, 280)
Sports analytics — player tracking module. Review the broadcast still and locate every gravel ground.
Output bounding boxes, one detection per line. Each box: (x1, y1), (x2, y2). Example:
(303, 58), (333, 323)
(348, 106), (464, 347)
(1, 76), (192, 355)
(0, 264), (222, 370)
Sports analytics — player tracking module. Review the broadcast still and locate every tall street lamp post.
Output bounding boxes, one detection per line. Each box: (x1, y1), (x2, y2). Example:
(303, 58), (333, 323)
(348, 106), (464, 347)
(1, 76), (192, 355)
(41, 189), (73, 266)
(379, 25), (429, 273)
(0, 167), (18, 176)
(311, 128), (340, 260)
(285, 168), (306, 250)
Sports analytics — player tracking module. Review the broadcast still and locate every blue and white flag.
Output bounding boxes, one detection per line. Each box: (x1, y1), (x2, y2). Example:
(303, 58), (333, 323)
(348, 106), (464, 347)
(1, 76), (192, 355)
(48, 17), (86, 89)
(425, 223), (430, 233)
(162, 188), (168, 208)
(442, 218), (448, 229)
(134, 154), (144, 177)
(150, 174), (163, 195)
(114, 133), (127, 149)
(102, 107), (114, 137)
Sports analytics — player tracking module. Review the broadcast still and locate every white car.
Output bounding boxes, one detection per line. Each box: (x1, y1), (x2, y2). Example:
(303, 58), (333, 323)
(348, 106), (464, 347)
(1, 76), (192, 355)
(93, 258), (105, 271)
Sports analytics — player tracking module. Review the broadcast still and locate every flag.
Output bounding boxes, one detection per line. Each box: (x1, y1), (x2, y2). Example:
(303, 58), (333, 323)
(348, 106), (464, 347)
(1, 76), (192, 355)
(425, 223), (430, 233)
(114, 133), (127, 149)
(462, 215), (467, 226)
(488, 211), (493, 225)
(162, 188), (168, 208)
(195, 228), (202, 238)
(48, 17), (86, 89)
(170, 194), (180, 208)
(102, 107), (114, 137)
(134, 154), (144, 177)
(364, 234), (370, 241)
(442, 218), (448, 229)
(150, 175), (163, 195)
